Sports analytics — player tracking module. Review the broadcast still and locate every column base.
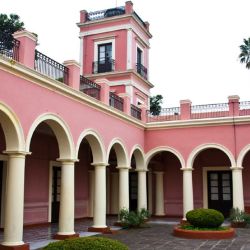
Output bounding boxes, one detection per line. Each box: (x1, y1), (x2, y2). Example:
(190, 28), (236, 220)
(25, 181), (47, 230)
(53, 233), (79, 240)
(0, 243), (29, 250)
(88, 226), (113, 234)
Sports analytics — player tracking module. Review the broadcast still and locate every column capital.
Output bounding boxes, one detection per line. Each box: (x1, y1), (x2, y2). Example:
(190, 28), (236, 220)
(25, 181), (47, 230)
(181, 167), (193, 171)
(3, 150), (31, 157)
(136, 168), (148, 172)
(230, 166), (243, 170)
(116, 165), (132, 170)
(91, 162), (108, 167)
(56, 158), (78, 163)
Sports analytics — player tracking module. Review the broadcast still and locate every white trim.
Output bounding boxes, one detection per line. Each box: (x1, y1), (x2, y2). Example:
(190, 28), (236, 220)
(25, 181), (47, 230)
(202, 166), (231, 209)
(127, 28), (133, 69)
(129, 145), (145, 169)
(125, 85), (133, 101)
(79, 24), (150, 47)
(94, 38), (115, 63)
(237, 144), (250, 167)
(79, 37), (83, 75)
(187, 143), (236, 169)
(48, 161), (61, 222)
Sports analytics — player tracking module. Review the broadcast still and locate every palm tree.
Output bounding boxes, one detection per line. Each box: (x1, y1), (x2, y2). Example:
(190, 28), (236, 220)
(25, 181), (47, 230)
(239, 38), (250, 69)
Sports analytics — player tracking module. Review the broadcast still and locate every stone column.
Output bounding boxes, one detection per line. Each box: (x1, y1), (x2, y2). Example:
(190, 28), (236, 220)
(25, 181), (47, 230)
(110, 172), (119, 214)
(89, 163), (109, 232)
(1, 152), (28, 249)
(137, 169), (147, 210)
(182, 168), (194, 219)
(118, 166), (130, 211)
(106, 168), (110, 214)
(88, 170), (94, 217)
(231, 166), (244, 211)
(154, 171), (165, 216)
(54, 160), (78, 239)
(148, 170), (153, 214)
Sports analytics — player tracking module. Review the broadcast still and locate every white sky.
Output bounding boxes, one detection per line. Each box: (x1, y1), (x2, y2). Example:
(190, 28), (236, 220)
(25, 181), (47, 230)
(2, 0), (250, 107)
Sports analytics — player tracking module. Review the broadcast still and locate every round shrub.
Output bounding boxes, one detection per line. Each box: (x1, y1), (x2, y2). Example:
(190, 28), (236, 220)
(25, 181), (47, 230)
(43, 236), (128, 250)
(186, 208), (224, 228)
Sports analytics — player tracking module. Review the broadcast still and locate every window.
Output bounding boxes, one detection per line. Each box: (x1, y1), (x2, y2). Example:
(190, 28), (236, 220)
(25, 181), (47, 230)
(97, 43), (113, 73)
(137, 47), (142, 65)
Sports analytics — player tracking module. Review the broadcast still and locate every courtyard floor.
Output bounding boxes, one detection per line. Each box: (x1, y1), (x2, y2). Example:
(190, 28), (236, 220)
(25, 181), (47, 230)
(1, 218), (250, 249)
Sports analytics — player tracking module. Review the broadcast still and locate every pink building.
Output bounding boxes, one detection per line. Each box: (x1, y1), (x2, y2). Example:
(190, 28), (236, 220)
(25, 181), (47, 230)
(0, 1), (250, 249)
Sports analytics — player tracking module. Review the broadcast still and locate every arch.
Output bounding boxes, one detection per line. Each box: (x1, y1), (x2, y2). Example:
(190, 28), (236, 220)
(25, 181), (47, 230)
(76, 129), (105, 163)
(130, 145), (145, 170)
(107, 138), (129, 167)
(0, 102), (25, 151)
(26, 113), (75, 159)
(237, 144), (250, 167)
(187, 143), (236, 169)
(145, 146), (185, 169)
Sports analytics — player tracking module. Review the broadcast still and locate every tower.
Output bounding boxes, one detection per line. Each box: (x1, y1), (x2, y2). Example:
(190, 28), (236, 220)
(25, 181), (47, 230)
(78, 1), (153, 109)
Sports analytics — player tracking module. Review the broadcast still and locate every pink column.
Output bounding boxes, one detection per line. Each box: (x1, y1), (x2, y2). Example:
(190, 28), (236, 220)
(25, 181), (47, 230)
(139, 104), (147, 123)
(228, 95), (240, 116)
(180, 99), (191, 120)
(118, 94), (131, 116)
(63, 60), (80, 90)
(13, 30), (37, 69)
(125, 1), (134, 14)
(95, 78), (110, 105)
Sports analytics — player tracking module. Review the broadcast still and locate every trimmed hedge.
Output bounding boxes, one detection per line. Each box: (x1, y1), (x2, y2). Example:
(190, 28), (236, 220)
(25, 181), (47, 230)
(186, 208), (224, 228)
(43, 236), (128, 250)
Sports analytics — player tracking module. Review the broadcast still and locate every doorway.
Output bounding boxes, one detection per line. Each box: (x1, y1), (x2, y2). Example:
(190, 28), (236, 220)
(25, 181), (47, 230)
(129, 171), (138, 211)
(207, 171), (232, 217)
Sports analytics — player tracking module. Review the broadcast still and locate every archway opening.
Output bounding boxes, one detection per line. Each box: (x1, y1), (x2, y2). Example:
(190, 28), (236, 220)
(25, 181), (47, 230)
(242, 150), (250, 213)
(25, 122), (60, 224)
(129, 155), (137, 212)
(147, 151), (182, 217)
(193, 148), (232, 217)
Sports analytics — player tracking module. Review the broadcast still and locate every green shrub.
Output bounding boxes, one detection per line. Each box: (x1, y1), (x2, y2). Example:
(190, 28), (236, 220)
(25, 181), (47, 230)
(186, 208), (224, 228)
(230, 207), (247, 222)
(43, 236), (128, 250)
(119, 208), (150, 228)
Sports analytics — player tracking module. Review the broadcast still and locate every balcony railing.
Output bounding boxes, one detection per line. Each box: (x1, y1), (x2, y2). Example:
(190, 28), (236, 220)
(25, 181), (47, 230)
(109, 92), (124, 111)
(34, 50), (69, 84)
(136, 63), (148, 80)
(191, 103), (229, 119)
(240, 101), (250, 116)
(131, 104), (142, 120)
(0, 38), (20, 61)
(87, 6), (125, 21)
(92, 59), (115, 74)
(147, 107), (180, 122)
(80, 75), (101, 100)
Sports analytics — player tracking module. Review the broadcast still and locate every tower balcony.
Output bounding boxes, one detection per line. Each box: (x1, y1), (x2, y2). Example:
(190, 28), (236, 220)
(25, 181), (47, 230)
(92, 59), (115, 74)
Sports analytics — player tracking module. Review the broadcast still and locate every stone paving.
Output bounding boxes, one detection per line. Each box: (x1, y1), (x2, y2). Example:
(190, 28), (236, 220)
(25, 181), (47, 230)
(1, 218), (250, 249)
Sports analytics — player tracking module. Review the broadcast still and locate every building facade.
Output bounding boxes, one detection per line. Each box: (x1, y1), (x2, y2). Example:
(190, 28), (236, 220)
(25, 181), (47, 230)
(0, 1), (250, 249)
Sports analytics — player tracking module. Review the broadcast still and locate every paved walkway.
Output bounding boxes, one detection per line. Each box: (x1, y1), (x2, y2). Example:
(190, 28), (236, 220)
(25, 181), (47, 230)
(1, 218), (250, 249)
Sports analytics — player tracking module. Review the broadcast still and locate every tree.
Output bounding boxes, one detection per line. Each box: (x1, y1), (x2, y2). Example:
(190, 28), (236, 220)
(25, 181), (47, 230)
(150, 95), (163, 115)
(239, 38), (250, 69)
(0, 14), (24, 49)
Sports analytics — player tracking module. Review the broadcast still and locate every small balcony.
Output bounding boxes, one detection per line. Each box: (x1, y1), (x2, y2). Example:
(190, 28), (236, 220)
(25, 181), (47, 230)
(0, 38), (20, 61)
(92, 59), (115, 74)
(131, 104), (142, 120)
(109, 92), (124, 111)
(136, 63), (148, 80)
(79, 75), (101, 100)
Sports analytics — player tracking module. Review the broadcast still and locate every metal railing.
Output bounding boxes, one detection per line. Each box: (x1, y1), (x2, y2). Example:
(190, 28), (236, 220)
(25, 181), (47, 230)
(240, 101), (250, 116)
(80, 75), (101, 100)
(147, 107), (180, 122)
(35, 50), (69, 84)
(87, 6), (125, 21)
(191, 103), (229, 119)
(131, 104), (142, 120)
(109, 92), (124, 111)
(0, 38), (20, 61)
(92, 59), (115, 74)
(136, 63), (148, 80)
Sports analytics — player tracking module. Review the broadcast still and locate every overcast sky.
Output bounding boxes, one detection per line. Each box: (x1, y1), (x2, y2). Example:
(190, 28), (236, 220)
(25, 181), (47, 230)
(2, 0), (250, 107)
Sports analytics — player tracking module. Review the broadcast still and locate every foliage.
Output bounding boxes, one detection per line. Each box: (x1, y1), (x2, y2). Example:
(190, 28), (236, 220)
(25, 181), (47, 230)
(229, 207), (250, 223)
(119, 208), (150, 228)
(186, 208), (224, 228)
(43, 236), (128, 250)
(0, 13), (24, 49)
(150, 95), (163, 116)
(181, 224), (228, 231)
(239, 38), (250, 69)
